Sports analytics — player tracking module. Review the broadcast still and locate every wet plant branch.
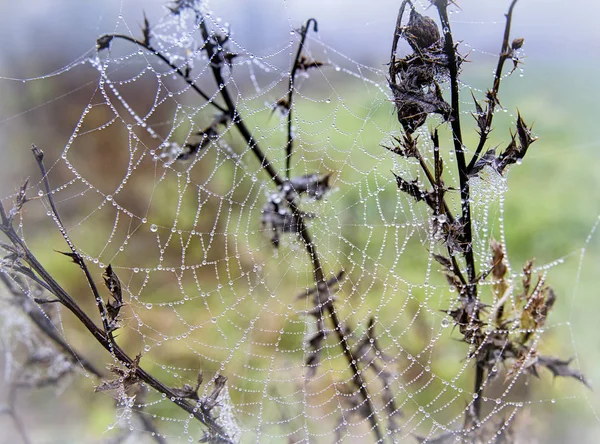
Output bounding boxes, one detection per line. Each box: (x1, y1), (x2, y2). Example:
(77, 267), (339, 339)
(285, 18), (318, 177)
(32, 145), (115, 343)
(0, 198), (231, 442)
(198, 17), (284, 186)
(98, 32), (282, 186)
(467, 0), (520, 172)
(432, 1), (476, 288)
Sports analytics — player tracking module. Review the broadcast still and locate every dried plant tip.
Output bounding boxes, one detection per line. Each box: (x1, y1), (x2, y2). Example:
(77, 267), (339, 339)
(296, 55), (325, 71)
(385, 134), (420, 158)
(95, 354), (142, 393)
(7, 178), (30, 222)
(103, 264), (124, 331)
(96, 35), (113, 51)
(511, 37), (524, 50)
(490, 239), (508, 283)
(287, 173), (331, 200)
(142, 12), (151, 46)
(537, 356), (590, 388)
(393, 173), (432, 204)
(56, 250), (83, 267)
(405, 9), (441, 52)
(202, 375), (227, 411)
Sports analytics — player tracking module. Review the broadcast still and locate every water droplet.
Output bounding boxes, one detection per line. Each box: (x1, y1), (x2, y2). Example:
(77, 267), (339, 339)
(146, 303), (153, 309)
(150, 224), (158, 232)
(441, 318), (450, 328)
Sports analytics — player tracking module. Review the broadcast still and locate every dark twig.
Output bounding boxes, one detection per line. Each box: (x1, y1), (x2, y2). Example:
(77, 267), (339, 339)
(32, 145), (115, 342)
(286, 18), (318, 177)
(432, 1), (476, 288)
(198, 17), (284, 186)
(293, 203), (384, 442)
(99, 34), (226, 114)
(0, 202), (231, 441)
(467, 0), (520, 172)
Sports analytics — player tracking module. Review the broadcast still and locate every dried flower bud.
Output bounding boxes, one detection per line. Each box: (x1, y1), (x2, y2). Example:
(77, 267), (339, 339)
(405, 9), (440, 52)
(511, 37), (524, 50)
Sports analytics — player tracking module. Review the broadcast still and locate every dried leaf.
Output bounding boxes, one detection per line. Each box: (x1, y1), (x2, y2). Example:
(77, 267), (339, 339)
(56, 250), (83, 267)
(490, 239), (507, 280)
(494, 113), (536, 174)
(203, 375), (227, 411)
(384, 134), (420, 158)
(8, 178), (30, 221)
(468, 148), (496, 177)
(103, 264), (124, 330)
(171, 383), (200, 400)
(405, 9), (440, 52)
(297, 55), (324, 71)
(537, 356), (589, 388)
(393, 173), (431, 204)
(95, 354), (141, 393)
(142, 12), (151, 46)
(432, 253), (453, 270)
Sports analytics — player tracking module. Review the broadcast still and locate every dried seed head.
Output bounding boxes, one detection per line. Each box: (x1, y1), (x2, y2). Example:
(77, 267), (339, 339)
(511, 37), (525, 50)
(405, 9), (440, 52)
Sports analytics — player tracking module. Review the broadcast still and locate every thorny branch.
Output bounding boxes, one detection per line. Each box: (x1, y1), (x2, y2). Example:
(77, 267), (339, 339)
(388, 0), (587, 438)
(467, 0), (521, 172)
(0, 180), (232, 441)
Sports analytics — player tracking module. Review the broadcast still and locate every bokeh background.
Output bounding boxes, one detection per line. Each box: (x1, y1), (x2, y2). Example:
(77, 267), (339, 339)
(1, 0), (600, 443)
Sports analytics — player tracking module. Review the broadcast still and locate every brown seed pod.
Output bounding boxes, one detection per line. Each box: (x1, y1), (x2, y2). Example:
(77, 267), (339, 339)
(405, 9), (440, 52)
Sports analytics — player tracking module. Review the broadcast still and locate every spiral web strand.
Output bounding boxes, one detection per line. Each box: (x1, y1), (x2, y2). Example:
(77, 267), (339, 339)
(0, 1), (597, 443)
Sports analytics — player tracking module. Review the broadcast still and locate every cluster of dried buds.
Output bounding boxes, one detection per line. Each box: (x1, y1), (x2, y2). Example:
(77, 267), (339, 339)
(389, 8), (455, 133)
(261, 173), (330, 247)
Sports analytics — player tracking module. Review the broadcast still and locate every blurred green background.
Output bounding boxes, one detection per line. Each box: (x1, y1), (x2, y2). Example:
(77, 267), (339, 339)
(1, 1), (600, 443)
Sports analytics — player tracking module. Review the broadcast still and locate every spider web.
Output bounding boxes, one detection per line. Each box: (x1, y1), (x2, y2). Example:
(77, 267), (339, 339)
(0, 1), (598, 443)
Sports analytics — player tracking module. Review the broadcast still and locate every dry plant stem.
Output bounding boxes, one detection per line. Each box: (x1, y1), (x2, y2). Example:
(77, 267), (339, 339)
(285, 18), (318, 177)
(389, 0), (414, 78)
(195, 17), (384, 441)
(295, 209), (384, 442)
(105, 22), (380, 441)
(107, 34), (283, 186)
(105, 34), (226, 114)
(0, 205), (230, 441)
(467, 0), (519, 171)
(0, 275), (165, 444)
(199, 19), (284, 186)
(433, 1), (476, 288)
(430, 132), (467, 287)
(32, 145), (115, 344)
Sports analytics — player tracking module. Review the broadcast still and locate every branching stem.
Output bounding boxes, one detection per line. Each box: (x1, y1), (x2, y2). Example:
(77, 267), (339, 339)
(467, 0), (520, 171)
